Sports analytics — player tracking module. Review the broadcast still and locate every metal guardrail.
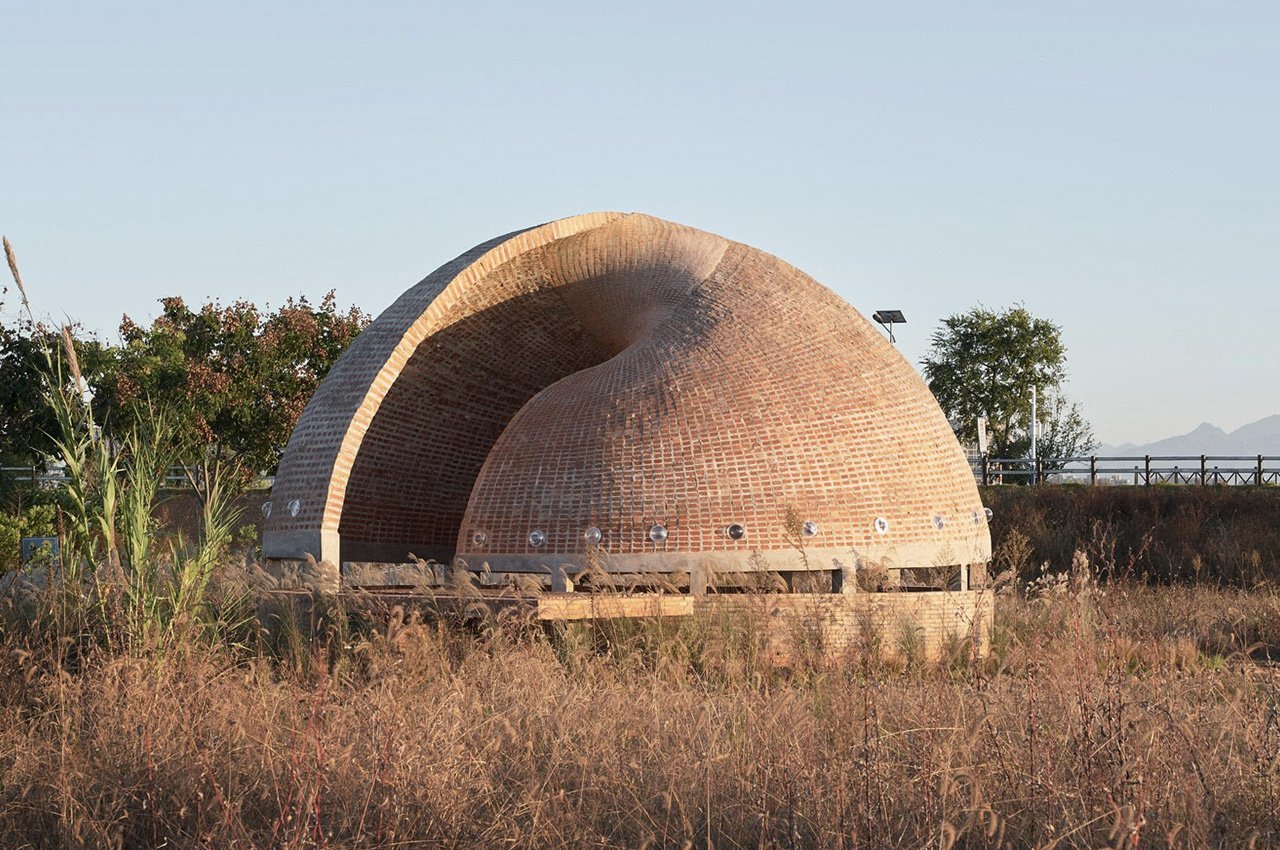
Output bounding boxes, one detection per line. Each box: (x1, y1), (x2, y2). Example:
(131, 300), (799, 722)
(8, 456), (1276, 492)
(2, 465), (198, 488)
(1, 466), (274, 490)
(977, 455), (1280, 486)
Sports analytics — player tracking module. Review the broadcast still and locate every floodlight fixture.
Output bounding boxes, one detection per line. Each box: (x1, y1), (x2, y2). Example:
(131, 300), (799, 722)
(872, 309), (906, 343)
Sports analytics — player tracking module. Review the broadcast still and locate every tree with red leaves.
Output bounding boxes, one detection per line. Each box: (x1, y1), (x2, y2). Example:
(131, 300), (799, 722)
(108, 293), (369, 478)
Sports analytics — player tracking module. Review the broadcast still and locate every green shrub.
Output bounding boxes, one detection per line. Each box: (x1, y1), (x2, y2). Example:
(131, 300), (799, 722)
(0, 503), (57, 572)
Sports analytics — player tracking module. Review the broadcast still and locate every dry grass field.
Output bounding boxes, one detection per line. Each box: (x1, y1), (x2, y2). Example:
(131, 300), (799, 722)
(1, 559), (1278, 850)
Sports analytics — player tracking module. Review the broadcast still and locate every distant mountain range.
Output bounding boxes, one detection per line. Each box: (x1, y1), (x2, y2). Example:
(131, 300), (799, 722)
(1098, 415), (1280, 457)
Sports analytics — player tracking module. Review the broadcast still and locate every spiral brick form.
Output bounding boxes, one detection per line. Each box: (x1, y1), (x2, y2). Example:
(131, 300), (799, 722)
(262, 213), (991, 580)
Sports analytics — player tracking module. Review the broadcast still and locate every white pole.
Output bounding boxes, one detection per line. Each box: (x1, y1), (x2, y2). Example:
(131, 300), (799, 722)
(1030, 385), (1038, 484)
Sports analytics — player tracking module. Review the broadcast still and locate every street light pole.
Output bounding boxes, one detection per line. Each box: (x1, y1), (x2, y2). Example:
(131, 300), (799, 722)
(1030, 385), (1038, 485)
(872, 310), (906, 344)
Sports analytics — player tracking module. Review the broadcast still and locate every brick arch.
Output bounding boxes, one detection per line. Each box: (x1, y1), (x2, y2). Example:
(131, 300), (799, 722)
(262, 212), (991, 574)
(261, 212), (625, 564)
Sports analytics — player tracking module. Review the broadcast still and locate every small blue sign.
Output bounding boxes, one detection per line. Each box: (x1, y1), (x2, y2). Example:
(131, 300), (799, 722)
(20, 536), (60, 566)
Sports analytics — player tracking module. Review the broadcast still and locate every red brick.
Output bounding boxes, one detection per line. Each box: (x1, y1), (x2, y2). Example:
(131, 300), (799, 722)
(262, 213), (991, 578)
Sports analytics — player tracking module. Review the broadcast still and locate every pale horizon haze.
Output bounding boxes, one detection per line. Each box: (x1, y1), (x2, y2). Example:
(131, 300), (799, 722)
(3, 2), (1277, 445)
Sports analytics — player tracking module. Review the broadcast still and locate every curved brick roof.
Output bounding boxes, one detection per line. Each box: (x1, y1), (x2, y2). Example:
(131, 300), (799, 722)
(262, 212), (991, 575)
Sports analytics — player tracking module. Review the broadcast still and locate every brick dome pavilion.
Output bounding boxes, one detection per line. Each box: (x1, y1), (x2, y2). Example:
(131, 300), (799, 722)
(262, 212), (991, 582)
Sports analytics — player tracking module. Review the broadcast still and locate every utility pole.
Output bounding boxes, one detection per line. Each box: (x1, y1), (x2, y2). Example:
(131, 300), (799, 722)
(1030, 385), (1038, 485)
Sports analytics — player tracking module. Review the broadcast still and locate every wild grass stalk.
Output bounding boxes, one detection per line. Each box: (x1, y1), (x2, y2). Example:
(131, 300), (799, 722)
(2, 236), (235, 654)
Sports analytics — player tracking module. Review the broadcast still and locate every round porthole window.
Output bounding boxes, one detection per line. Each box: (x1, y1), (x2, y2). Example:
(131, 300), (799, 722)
(649, 524), (668, 543)
(874, 517), (890, 534)
(984, 507), (994, 521)
(725, 523), (746, 541)
(471, 530), (488, 546)
(932, 514), (946, 530)
(528, 529), (547, 548)
(287, 499), (301, 518)
(801, 520), (819, 538)
(261, 501), (272, 518)
(583, 526), (602, 545)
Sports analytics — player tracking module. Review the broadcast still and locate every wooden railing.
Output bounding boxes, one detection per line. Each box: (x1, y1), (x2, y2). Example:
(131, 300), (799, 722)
(978, 455), (1280, 486)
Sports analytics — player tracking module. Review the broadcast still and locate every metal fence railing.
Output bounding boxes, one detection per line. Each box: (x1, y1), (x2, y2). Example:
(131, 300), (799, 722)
(2, 465), (200, 489)
(8, 455), (1277, 492)
(1, 466), (274, 490)
(978, 455), (1280, 486)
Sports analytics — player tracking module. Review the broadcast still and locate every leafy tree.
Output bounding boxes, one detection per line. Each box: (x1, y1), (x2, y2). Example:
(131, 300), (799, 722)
(921, 305), (1095, 460)
(999, 389), (1097, 470)
(0, 314), (116, 466)
(105, 293), (370, 478)
(0, 316), (54, 464)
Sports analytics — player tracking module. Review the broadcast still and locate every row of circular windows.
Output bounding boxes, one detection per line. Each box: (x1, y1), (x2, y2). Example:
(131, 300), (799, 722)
(468, 508), (993, 549)
(473, 521), (765, 549)
(263, 501), (993, 542)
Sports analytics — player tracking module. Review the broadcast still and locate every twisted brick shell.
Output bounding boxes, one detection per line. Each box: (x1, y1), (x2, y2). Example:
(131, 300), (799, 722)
(262, 213), (990, 575)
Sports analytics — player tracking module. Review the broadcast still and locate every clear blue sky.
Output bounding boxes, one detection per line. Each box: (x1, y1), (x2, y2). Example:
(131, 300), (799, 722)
(3, 2), (1277, 445)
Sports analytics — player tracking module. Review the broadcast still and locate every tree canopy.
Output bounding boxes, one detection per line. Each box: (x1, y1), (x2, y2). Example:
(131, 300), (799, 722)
(0, 316), (115, 465)
(107, 293), (370, 475)
(921, 305), (1094, 460)
(0, 293), (369, 475)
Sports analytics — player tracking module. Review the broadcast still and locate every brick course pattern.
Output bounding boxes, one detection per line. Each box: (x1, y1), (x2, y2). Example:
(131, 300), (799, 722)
(261, 212), (991, 577)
